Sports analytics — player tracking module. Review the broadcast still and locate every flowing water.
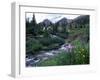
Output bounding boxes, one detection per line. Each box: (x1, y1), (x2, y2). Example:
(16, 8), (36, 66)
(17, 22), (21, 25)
(26, 43), (74, 67)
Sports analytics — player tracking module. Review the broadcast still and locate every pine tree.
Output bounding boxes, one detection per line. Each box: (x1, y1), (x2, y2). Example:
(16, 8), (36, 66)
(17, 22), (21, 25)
(31, 14), (37, 26)
(30, 14), (37, 36)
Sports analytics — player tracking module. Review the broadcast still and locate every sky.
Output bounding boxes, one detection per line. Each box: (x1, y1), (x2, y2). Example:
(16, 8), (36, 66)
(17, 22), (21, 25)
(26, 13), (80, 23)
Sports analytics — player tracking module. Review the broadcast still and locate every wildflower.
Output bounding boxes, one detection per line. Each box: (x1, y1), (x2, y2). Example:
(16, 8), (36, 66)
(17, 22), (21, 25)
(79, 51), (81, 53)
(61, 43), (74, 52)
(81, 49), (84, 51)
(83, 55), (85, 58)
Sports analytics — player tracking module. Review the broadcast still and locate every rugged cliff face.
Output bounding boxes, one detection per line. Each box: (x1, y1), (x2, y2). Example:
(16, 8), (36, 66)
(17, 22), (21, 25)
(39, 19), (53, 27)
(37, 15), (89, 29)
(70, 15), (89, 28)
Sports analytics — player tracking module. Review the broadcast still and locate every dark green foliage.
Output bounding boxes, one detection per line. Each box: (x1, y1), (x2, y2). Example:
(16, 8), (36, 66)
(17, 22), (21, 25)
(39, 36), (65, 46)
(72, 40), (89, 64)
(26, 14), (38, 36)
(56, 32), (69, 39)
(38, 36), (65, 50)
(26, 18), (33, 34)
(42, 29), (50, 37)
(52, 24), (58, 34)
(39, 37), (52, 46)
(26, 38), (43, 55)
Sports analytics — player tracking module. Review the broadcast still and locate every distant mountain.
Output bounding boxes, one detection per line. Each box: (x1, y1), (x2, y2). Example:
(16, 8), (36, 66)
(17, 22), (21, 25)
(38, 15), (89, 29)
(55, 17), (68, 26)
(68, 15), (89, 28)
(71, 15), (89, 24)
(38, 19), (52, 27)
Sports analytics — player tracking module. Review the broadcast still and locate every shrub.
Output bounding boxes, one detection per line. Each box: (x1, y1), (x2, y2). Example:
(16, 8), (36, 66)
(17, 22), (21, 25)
(74, 46), (89, 64)
(56, 32), (68, 39)
(51, 36), (65, 45)
(39, 37), (52, 46)
(32, 42), (43, 52)
(72, 40), (89, 64)
(39, 36), (65, 47)
(26, 38), (43, 55)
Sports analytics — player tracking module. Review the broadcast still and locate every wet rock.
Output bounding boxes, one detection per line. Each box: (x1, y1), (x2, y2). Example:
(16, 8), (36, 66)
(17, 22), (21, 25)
(44, 52), (54, 56)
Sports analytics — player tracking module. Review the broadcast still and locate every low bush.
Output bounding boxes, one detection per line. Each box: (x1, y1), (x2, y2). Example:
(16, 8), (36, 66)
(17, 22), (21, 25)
(26, 38), (43, 55)
(72, 40), (89, 64)
(56, 32), (68, 39)
(39, 36), (65, 46)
